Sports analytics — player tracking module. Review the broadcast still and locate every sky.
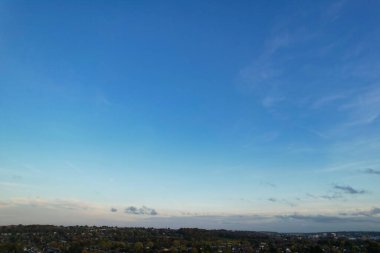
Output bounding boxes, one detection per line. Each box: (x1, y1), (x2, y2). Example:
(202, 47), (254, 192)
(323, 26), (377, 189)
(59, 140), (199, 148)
(0, 0), (380, 232)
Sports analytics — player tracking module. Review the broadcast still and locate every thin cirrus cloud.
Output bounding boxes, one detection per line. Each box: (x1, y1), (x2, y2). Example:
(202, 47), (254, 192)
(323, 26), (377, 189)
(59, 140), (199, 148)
(238, 1), (344, 99)
(311, 94), (347, 109)
(340, 86), (380, 127)
(238, 32), (292, 93)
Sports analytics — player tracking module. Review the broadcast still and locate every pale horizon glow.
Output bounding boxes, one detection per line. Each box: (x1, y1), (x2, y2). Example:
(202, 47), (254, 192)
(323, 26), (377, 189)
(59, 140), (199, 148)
(1, 0), (380, 232)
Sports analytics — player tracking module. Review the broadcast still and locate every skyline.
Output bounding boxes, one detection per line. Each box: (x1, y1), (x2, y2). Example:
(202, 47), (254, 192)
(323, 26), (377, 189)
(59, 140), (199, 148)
(1, 0), (380, 232)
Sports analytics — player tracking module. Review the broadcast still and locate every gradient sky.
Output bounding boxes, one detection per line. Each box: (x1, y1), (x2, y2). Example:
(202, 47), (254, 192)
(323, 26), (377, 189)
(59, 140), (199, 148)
(1, 0), (380, 232)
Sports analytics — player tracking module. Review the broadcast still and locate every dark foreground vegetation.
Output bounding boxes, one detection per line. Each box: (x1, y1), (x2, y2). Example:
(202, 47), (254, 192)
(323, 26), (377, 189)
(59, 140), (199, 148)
(0, 225), (380, 253)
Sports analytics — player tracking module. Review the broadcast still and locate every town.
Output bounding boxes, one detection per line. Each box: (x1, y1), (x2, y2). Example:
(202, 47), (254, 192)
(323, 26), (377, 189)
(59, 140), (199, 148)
(0, 225), (379, 253)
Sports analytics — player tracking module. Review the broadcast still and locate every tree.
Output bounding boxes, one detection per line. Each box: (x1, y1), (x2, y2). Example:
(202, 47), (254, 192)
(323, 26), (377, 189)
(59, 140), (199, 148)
(134, 242), (144, 253)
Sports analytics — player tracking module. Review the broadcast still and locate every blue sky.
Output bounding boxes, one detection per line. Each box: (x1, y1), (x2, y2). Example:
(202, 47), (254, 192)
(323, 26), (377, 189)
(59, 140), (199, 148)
(1, 0), (380, 232)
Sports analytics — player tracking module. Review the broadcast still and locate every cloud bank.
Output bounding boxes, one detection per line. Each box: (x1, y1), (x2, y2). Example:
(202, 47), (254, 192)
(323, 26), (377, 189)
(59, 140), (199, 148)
(1, 197), (380, 232)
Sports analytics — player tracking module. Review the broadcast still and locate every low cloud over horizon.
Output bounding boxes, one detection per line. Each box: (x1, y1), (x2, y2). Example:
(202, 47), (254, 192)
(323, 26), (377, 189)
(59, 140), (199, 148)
(0, 197), (379, 232)
(124, 206), (158, 216)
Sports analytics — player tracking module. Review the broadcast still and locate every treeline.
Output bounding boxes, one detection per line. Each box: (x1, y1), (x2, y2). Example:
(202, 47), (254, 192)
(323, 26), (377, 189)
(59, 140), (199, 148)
(0, 225), (380, 253)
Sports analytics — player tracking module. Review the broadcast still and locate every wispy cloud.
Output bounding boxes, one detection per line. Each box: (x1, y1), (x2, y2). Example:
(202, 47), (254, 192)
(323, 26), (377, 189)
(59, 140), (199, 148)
(308, 85), (380, 142)
(306, 184), (367, 201)
(0, 197), (97, 212)
(267, 198), (296, 207)
(261, 95), (285, 108)
(265, 33), (293, 55)
(362, 168), (380, 175)
(238, 31), (297, 95)
(95, 90), (112, 106)
(340, 85), (380, 127)
(260, 181), (276, 188)
(306, 128), (329, 139)
(306, 193), (318, 199)
(0, 181), (31, 188)
(0, 198), (160, 217)
(320, 193), (343, 200)
(319, 160), (379, 173)
(334, 185), (366, 195)
(239, 60), (281, 92)
(237, 10), (327, 116)
(125, 206), (158, 216)
(312, 94), (346, 109)
(322, 0), (347, 22)
(277, 214), (345, 223)
(276, 213), (380, 224)
(341, 207), (380, 217)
